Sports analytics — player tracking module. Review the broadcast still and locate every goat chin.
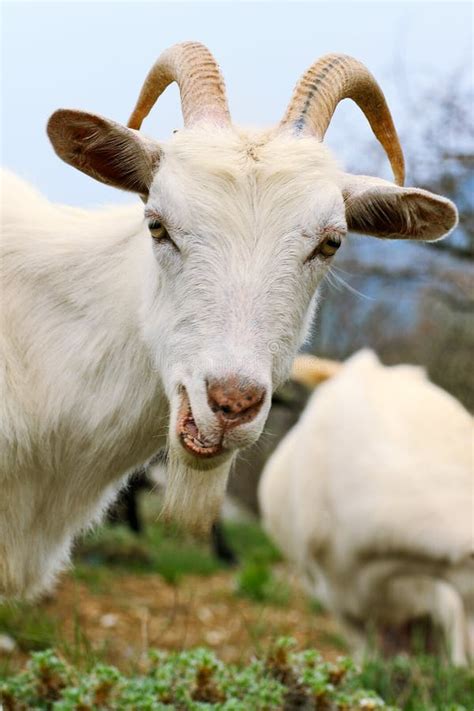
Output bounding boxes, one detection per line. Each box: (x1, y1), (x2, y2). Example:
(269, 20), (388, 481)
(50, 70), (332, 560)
(160, 450), (232, 536)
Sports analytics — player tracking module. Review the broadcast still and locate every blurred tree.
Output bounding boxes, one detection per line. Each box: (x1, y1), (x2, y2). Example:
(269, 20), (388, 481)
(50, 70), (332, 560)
(403, 69), (473, 257)
(349, 64), (474, 256)
(309, 61), (474, 410)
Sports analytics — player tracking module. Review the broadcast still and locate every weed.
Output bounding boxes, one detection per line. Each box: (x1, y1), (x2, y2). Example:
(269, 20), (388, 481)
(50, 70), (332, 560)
(308, 597), (326, 615)
(319, 630), (350, 653)
(235, 561), (290, 605)
(355, 653), (474, 711)
(222, 521), (282, 565)
(0, 604), (56, 652)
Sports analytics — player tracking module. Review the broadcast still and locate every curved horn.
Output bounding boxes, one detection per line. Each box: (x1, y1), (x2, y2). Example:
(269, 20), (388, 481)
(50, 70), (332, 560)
(280, 54), (405, 186)
(128, 41), (230, 130)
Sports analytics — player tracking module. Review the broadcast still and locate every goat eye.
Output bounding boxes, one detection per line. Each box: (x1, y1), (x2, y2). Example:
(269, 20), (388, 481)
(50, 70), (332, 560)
(148, 220), (170, 242)
(306, 234), (342, 263)
(320, 234), (342, 257)
(148, 221), (180, 253)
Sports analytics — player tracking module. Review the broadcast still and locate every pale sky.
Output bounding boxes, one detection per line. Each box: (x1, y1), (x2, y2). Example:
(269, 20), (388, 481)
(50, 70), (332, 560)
(2, 1), (472, 206)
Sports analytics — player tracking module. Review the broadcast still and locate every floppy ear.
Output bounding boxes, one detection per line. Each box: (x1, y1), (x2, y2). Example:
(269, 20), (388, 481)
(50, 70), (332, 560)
(47, 109), (160, 195)
(341, 174), (458, 241)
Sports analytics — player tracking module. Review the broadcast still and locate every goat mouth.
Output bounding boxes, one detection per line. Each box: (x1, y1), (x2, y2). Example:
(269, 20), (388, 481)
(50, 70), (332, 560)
(177, 390), (224, 459)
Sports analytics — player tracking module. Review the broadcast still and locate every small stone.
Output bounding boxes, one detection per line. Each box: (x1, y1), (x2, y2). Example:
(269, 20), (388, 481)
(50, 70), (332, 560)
(197, 606), (213, 623)
(0, 634), (17, 653)
(205, 629), (226, 646)
(100, 613), (118, 628)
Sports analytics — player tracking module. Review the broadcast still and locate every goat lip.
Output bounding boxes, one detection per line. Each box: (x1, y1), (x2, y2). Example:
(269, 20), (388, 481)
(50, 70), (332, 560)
(177, 391), (224, 460)
(179, 433), (224, 459)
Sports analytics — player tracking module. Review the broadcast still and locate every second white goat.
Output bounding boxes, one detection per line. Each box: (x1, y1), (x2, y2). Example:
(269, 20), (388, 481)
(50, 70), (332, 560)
(259, 350), (474, 664)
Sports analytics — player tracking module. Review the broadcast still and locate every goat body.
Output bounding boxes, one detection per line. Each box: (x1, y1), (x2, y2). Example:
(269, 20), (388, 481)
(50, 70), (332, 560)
(259, 350), (474, 663)
(0, 172), (168, 597)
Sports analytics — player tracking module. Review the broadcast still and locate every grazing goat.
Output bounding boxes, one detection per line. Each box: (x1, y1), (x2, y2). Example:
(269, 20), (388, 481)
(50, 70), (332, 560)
(259, 350), (474, 664)
(0, 42), (457, 599)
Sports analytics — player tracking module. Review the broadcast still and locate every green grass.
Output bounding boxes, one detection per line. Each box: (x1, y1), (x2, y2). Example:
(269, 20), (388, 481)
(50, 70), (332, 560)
(222, 520), (282, 566)
(73, 487), (225, 585)
(308, 597), (326, 615)
(224, 519), (288, 605)
(0, 600), (109, 679)
(0, 514), (286, 675)
(355, 654), (474, 711)
(235, 561), (290, 605)
(319, 630), (350, 653)
(2, 503), (472, 710)
(73, 500), (281, 588)
(74, 522), (221, 585)
(0, 603), (57, 653)
(71, 563), (114, 593)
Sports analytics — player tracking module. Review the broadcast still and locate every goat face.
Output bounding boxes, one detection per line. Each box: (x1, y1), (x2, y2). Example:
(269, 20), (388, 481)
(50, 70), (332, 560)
(46, 112), (345, 470)
(46, 112), (457, 472)
(143, 128), (344, 468)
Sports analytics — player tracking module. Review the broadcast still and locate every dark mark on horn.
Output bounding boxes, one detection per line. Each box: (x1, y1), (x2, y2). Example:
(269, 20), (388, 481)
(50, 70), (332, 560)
(293, 117), (306, 134)
(292, 57), (341, 134)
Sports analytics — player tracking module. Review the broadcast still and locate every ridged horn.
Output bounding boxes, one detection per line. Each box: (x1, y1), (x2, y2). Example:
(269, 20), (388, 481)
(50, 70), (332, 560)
(128, 41), (230, 130)
(280, 54), (405, 186)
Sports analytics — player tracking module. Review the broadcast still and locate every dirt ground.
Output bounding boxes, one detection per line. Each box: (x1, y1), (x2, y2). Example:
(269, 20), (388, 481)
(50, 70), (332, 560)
(8, 566), (344, 672)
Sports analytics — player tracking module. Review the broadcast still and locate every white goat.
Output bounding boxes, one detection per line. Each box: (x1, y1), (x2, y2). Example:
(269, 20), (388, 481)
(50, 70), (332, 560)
(0, 43), (458, 599)
(259, 350), (474, 664)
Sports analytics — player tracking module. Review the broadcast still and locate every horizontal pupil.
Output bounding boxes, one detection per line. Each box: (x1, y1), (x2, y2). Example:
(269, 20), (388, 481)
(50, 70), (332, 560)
(326, 237), (341, 247)
(149, 221), (162, 230)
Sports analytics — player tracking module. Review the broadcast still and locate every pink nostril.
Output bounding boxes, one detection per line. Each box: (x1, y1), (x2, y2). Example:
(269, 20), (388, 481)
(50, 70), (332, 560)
(207, 377), (266, 426)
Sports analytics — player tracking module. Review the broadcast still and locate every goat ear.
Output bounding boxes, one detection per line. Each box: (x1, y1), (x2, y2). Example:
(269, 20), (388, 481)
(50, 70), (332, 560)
(341, 174), (458, 241)
(47, 109), (160, 195)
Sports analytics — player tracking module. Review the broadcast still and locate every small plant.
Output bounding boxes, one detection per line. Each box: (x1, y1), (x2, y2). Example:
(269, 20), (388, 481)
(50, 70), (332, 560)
(0, 604), (56, 652)
(3, 640), (473, 710)
(235, 560), (291, 605)
(0, 640), (403, 710)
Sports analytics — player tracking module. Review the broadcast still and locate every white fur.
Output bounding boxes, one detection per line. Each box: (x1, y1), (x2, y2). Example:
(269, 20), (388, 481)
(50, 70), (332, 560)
(259, 350), (474, 664)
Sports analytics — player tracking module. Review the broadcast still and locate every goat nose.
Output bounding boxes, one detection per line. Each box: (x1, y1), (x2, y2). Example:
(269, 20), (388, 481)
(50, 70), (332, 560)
(207, 377), (266, 426)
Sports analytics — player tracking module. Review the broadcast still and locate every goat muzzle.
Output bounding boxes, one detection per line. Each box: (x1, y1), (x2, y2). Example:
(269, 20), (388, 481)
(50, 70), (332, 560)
(207, 377), (265, 427)
(177, 389), (224, 459)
